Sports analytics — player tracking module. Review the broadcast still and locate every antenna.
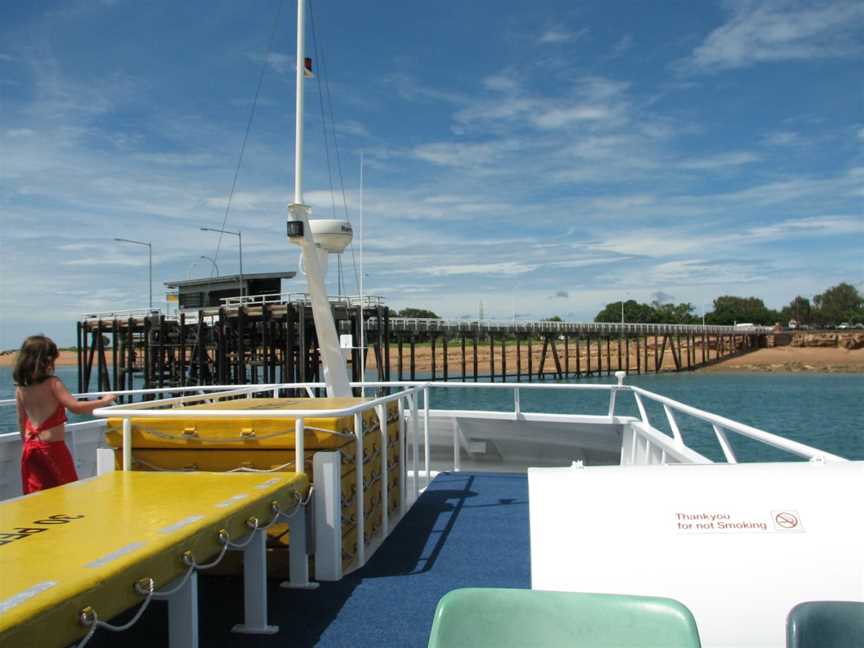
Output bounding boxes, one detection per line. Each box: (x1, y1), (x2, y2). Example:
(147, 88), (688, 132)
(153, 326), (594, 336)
(359, 151), (366, 397)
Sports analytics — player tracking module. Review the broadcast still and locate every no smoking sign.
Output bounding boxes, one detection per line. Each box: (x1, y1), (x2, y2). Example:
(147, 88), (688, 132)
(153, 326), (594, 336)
(772, 510), (804, 532)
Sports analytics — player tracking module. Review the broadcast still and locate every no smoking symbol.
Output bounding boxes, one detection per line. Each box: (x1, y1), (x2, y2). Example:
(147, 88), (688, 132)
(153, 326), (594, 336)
(775, 512), (798, 529)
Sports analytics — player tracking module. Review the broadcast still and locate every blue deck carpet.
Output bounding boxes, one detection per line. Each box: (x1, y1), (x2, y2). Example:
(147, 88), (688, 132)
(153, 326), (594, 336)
(89, 472), (531, 647)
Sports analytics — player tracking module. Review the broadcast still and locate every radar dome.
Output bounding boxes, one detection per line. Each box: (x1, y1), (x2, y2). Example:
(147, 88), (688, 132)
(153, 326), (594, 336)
(309, 219), (353, 253)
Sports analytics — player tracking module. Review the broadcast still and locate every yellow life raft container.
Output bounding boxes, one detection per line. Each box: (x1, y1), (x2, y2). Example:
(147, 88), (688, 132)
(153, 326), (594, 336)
(104, 397), (401, 574)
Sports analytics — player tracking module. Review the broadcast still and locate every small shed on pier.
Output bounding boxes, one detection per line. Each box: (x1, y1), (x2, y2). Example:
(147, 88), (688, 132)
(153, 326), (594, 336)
(164, 271), (296, 309)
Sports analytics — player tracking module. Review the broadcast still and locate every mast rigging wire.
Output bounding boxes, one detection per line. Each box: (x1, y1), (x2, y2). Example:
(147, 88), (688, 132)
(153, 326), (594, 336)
(186, 0), (284, 385)
(210, 0), (285, 268)
(307, 0), (361, 294)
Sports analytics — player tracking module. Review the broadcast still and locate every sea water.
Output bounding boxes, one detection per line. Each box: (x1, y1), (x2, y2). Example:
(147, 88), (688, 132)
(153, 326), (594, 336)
(1, 367), (861, 461)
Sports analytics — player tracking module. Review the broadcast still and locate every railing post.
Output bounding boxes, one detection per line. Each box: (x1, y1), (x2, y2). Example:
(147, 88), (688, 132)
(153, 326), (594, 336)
(514, 386), (521, 418)
(410, 391), (419, 499)
(423, 386), (431, 487)
(354, 412), (366, 566)
(713, 424), (738, 463)
(398, 395), (407, 515)
(633, 393), (649, 424)
(453, 418), (460, 472)
(295, 418), (305, 475)
(122, 417), (132, 470)
(377, 403), (389, 534)
(663, 405), (684, 444)
(608, 371), (626, 417)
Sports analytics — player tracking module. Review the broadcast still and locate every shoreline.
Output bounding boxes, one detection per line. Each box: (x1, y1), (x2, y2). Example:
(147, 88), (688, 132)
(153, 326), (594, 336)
(2, 347), (862, 375)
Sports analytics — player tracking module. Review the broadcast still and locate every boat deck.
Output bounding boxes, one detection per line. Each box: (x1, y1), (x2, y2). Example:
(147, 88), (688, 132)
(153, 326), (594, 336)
(88, 472), (531, 647)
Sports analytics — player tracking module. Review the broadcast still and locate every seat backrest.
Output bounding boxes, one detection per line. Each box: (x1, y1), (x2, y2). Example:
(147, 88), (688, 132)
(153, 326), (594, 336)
(786, 601), (864, 648)
(428, 588), (701, 648)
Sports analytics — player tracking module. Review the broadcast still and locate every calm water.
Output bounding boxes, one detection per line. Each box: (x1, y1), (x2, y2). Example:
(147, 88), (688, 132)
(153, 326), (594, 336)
(1, 367), (861, 462)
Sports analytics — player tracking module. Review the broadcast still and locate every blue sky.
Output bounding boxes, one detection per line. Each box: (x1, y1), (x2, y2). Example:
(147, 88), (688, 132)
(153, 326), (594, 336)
(1, 0), (862, 348)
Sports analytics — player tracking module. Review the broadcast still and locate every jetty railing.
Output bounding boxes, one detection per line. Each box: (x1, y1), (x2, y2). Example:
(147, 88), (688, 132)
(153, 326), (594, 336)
(381, 318), (772, 335)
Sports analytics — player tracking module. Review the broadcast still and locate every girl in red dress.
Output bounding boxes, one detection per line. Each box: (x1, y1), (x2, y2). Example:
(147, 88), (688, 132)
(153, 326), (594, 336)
(14, 335), (116, 494)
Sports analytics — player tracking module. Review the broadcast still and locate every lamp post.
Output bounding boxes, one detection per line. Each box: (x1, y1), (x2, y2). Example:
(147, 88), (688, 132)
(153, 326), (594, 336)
(114, 238), (152, 310)
(200, 227), (242, 297)
(200, 255), (220, 277)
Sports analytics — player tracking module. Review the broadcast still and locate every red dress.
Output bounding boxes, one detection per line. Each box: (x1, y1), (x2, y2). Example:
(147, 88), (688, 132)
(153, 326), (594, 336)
(20, 404), (78, 494)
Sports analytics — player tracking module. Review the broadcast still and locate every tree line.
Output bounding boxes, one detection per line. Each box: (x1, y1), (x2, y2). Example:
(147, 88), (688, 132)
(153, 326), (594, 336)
(593, 282), (863, 327)
(394, 282), (863, 327)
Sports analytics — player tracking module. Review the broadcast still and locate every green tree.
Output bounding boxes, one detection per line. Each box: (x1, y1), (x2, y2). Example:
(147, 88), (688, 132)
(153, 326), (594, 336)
(812, 282), (863, 325)
(397, 308), (440, 319)
(780, 296), (812, 326)
(546, 315), (562, 322)
(707, 296), (777, 325)
(653, 302), (698, 324)
(595, 299), (655, 323)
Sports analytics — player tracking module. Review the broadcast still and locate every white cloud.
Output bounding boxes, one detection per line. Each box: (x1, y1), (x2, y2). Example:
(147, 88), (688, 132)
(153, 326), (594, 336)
(538, 27), (588, 44)
(266, 52), (293, 75)
(589, 213), (862, 259)
(762, 131), (804, 146)
(419, 261), (537, 277)
(482, 72), (520, 93)
(132, 152), (219, 166)
(610, 35), (633, 58)
(530, 105), (613, 129)
(687, 0), (864, 72)
(411, 140), (517, 168)
(678, 151), (760, 170)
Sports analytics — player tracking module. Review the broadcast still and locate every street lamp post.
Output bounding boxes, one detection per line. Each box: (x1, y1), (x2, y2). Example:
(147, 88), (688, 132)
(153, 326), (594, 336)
(114, 238), (152, 310)
(200, 255), (220, 277)
(200, 227), (243, 297)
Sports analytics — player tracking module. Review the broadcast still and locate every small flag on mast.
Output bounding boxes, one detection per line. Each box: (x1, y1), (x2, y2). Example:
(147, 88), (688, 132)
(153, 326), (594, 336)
(304, 57), (314, 79)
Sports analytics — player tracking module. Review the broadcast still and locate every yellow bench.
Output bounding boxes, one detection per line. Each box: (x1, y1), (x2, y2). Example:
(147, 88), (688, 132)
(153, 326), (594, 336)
(0, 470), (309, 647)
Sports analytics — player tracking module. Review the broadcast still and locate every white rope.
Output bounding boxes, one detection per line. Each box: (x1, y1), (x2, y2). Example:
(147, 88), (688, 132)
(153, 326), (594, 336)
(224, 518), (261, 549)
(76, 579), (156, 647)
(130, 423), (353, 444)
(74, 489), (309, 645)
(150, 567), (195, 600)
(227, 461), (295, 473)
(183, 532), (231, 570)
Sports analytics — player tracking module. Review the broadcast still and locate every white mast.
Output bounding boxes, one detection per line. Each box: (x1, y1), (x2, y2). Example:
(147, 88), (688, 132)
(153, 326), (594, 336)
(293, 0), (306, 204)
(287, 0), (352, 398)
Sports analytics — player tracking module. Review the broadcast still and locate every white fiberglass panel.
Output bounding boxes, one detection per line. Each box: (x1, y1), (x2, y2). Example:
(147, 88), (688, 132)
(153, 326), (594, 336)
(528, 461), (864, 648)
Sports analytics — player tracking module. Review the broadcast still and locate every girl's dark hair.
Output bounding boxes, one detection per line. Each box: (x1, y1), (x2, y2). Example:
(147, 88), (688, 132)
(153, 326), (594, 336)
(13, 335), (60, 386)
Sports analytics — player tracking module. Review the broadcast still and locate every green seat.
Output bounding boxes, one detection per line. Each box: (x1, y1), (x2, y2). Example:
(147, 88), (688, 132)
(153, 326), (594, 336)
(427, 588), (702, 648)
(786, 601), (864, 648)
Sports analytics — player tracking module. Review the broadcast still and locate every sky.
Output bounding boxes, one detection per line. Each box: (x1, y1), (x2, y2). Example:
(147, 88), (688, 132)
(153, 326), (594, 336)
(1, 0), (862, 348)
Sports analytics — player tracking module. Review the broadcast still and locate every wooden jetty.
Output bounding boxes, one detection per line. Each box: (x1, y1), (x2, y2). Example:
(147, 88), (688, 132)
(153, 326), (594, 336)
(76, 297), (771, 396)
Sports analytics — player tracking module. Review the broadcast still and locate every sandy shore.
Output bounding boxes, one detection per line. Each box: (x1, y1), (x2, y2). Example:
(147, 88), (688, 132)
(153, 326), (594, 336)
(3, 346), (862, 373)
(0, 350), (79, 367)
(364, 343), (864, 375)
(700, 347), (864, 373)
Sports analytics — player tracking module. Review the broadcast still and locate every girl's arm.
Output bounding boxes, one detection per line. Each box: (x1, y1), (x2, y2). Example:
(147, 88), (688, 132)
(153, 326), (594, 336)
(15, 388), (26, 440)
(50, 378), (116, 414)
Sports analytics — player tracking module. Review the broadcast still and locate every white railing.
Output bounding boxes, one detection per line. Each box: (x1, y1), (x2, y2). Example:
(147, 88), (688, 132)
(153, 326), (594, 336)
(81, 307), (164, 321)
(382, 318), (772, 335)
(0, 376), (845, 503)
(217, 292), (385, 309)
(626, 385), (846, 464)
